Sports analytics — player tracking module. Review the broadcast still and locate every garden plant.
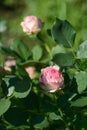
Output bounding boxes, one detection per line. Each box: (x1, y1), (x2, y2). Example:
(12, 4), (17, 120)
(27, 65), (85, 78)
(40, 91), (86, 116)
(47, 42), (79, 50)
(0, 15), (87, 130)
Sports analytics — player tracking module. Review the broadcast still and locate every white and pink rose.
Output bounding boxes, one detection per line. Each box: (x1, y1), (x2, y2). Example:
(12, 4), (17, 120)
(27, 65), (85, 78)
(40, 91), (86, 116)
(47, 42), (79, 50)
(39, 66), (64, 93)
(20, 16), (43, 35)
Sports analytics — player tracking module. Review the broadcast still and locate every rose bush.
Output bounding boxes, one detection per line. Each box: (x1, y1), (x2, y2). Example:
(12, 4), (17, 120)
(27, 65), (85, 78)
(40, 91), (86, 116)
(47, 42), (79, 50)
(0, 16), (87, 130)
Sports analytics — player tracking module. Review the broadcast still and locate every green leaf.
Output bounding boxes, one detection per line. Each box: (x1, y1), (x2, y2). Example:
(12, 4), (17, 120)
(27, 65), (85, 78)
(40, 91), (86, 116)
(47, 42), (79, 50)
(67, 68), (78, 79)
(0, 19), (7, 32)
(52, 45), (66, 56)
(7, 86), (15, 97)
(0, 43), (19, 57)
(51, 18), (76, 48)
(49, 112), (62, 121)
(79, 60), (87, 70)
(52, 53), (75, 66)
(71, 97), (87, 107)
(9, 76), (31, 98)
(75, 71), (87, 93)
(14, 89), (31, 98)
(32, 45), (43, 61)
(77, 40), (87, 59)
(10, 39), (29, 60)
(19, 59), (49, 67)
(0, 98), (11, 116)
(31, 116), (49, 129)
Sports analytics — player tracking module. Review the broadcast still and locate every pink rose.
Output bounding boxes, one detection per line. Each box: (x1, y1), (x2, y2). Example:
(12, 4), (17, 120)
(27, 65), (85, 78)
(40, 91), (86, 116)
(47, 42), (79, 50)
(20, 16), (43, 35)
(39, 66), (64, 93)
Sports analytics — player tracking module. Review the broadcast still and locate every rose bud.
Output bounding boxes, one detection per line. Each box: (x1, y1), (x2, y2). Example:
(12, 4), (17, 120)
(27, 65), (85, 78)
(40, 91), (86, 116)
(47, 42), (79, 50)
(4, 57), (16, 72)
(25, 66), (37, 79)
(39, 66), (64, 93)
(5, 59), (16, 67)
(20, 16), (44, 35)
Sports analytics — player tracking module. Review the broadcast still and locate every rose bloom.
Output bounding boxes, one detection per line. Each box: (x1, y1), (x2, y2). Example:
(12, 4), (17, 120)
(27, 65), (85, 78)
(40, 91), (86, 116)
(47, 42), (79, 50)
(25, 66), (37, 79)
(20, 16), (44, 35)
(39, 66), (64, 93)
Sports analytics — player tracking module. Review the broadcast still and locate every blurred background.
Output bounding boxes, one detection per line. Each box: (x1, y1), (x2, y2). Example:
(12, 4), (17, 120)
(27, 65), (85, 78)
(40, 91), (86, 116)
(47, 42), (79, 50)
(0, 0), (87, 64)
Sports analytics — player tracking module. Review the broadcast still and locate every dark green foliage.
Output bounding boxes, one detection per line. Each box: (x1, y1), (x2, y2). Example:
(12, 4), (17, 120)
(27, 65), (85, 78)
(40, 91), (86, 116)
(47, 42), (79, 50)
(0, 16), (87, 130)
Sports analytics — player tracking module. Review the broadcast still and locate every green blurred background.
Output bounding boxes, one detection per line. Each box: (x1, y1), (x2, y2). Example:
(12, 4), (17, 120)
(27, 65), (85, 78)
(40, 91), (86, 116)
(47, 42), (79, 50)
(0, 0), (87, 64)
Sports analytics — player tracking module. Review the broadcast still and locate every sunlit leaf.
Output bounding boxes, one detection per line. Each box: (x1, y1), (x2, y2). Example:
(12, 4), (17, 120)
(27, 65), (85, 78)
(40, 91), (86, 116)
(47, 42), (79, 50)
(0, 98), (11, 116)
(0, 19), (7, 32)
(49, 112), (62, 120)
(51, 18), (76, 48)
(75, 71), (87, 93)
(52, 45), (66, 56)
(71, 97), (87, 107)
(77, 40), (87, 59)
(7, 86), (15, 97)
(31, 116), (49, 129)
(32, 45), (43, 61)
